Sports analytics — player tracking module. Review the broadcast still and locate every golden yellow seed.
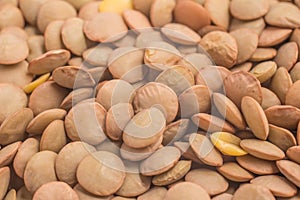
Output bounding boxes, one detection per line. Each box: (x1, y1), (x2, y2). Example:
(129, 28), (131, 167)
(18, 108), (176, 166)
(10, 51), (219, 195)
(210, 132), (247, 156)
(99, 0), (133, 14)
(23, 73), (50, 94)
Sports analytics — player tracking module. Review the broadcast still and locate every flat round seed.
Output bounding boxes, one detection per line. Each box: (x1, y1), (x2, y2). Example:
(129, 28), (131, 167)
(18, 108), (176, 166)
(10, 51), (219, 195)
(44, 20), (65, 51)
(204, 0), (230, 29)
(137, 187), (167, 200)
(133, 82), (178, 123)
(37, 0), (77, 33)
(0, 33), (29, 65)
(0, 108), (33, 145)
(55, 142), (96, 186)
(236, 155), (279, 175)
(108, 47), (146, 84)
(19, 0), (49, 25)
(61, 17), (88, 56)
(60, 87), (94, 110)
(174, 0), (211, 31)
(265, 105), (300, 130)
(155, 65), (194, 95)
(24, 151), (57, 193)
(276, 160), (300, 188)
(28, 81), (69, 115)
(78, 1), (100, 20)
(33, 181), (79, 200)
(84, 12), (128, 42)
(0, 26), (28, 41)
(241, 96), (269, 140)
(123, 9), (152, 32)
(150, 0), (175, 27)
(286, 80), (300, 109)
(28, 49), (71, 75)
(290, 62), (300, 82)
(77, 151), (126, 196)
(224, 71), (262, 108)
(164, 182), (210, 200)
(270, 67), (293, 104)
(210, 132), (247, 156)
(0, 4), (24, 29)
(268, 124), (296, 151)
(230, 0), (269, 20)
(230, 28), (258, 64)
(144, 41), (181, 71)
(0, 83), (28, 124)
(178, 85), (211, 118)
(213, 93), (246, 130)
(0, 141), (21, 168)
(189, 133), (223, 166)
(217, 162), (254, 182)
(116, 162), (151, 197)
(258, 27), (292, 47)
(161, 23), (201, 45)
(287, 146), (300, 164)
(13, 138), (39, 178)
(261, 87), (281, 110)
(230, 62), (253, 73)
(274, 42), (298, 71)
(52, 66), (95, 89)
(250, 48), (277, 62)
(195, 66), (231, 92)
(83, 46), (113, 67)
(64, 102), (106, 145)
(232, 184), (275, 200)
(230, 18), (266, 35)
(123, 107), (166, 148)
(106, 103), (134, 141)
(265, 2), (300, 28)
(120, 135), (162, 161)
(191, 113), (235, 133)
(96, 79), (135, 110)
(152, 160), (191, 186)
(162, 119), (189, 145)
(40, 120), (67, 153)
(0, 61), (33, 88)
(251, 175), (297, 198)
(140, 146), (180, 176)
(26, 108), (66, 135)
(74, 184), (113, 200)
(240, 139), (285, 161)
(185, 168), (228, 196)
(200, 31), (238, 68)
(0, 167), (10, 200)
(250, 61), (277, 83)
